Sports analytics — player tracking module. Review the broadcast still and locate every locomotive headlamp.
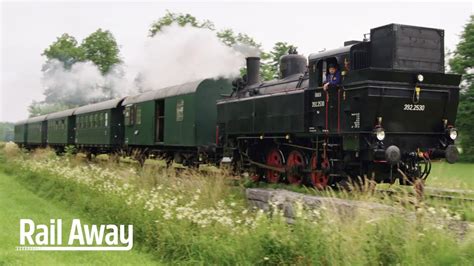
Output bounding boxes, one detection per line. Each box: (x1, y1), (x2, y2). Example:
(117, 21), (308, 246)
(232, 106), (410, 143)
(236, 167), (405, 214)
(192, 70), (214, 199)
(448, 128), (458, 140)
(417, 74), (424, 82)
(374, 127), (385, 141)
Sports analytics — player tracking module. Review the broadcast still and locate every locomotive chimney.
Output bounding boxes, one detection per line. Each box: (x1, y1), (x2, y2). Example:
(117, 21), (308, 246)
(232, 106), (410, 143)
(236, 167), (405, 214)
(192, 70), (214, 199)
(246, 57), (260, 86)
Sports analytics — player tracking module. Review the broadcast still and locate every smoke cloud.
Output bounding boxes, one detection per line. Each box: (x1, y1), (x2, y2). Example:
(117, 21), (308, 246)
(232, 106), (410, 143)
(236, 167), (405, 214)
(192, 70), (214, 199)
(40, 24), (258, 106)
(41, 59), (134, 105)
(133, 24), (253, 91)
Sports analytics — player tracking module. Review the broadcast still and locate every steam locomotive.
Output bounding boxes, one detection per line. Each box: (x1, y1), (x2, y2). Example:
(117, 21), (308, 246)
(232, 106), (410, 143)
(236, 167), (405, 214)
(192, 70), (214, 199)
(15, 24), (461, 189)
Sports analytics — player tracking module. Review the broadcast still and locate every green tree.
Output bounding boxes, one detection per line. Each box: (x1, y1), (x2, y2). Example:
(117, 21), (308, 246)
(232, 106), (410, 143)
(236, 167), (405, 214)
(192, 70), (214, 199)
(449, 15), (474, 161)
(149, 10), (215, 37)
(80, 28), (121, 74)
(267, 42), (298, 79)
(32, 29), (122, 117)
(0, 122), (14, 141)
(42, 33), (85, 68)
(216, 29), (261, 48)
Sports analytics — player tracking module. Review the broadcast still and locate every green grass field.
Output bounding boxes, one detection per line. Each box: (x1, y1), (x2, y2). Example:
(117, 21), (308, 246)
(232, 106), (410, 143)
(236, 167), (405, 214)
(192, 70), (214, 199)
(427, 162), (474, 190)
(0, 170), (159, 265)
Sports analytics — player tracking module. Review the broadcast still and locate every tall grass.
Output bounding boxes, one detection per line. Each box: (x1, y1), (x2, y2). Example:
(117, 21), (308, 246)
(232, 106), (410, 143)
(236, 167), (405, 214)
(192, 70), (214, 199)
(0, 145), (473, 265)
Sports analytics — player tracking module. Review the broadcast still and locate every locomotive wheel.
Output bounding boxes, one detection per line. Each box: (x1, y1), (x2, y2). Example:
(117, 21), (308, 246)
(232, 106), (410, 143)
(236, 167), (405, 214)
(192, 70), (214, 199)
(286, 150), (306, 185)
(310, 153), (329, 189)
(265, 148), (285, 183)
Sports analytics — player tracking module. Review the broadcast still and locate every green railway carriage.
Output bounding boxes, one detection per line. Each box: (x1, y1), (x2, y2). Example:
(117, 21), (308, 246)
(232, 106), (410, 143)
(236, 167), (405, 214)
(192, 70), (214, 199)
(26, 115), (48, 146)
(14, 120), (27, 145)
(46, 108), (77, 146)
(122, 79), (233, 151)
(74, 98), (125, 148)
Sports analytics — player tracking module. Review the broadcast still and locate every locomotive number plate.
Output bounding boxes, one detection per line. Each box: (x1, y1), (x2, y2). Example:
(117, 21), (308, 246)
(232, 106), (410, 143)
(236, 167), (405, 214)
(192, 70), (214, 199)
(403, 104), (425, 111)
(312, 101), (325, 108)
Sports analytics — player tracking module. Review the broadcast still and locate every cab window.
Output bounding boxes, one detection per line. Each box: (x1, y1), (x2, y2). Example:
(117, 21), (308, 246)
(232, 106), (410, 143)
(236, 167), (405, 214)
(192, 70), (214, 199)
(315, 57), (341, 87)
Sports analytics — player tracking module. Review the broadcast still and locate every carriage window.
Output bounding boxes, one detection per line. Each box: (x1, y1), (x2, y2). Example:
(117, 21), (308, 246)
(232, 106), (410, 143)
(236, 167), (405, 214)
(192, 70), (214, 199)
(136, 107), (142, 125)
(105, 112), (108, 127)
(176, 99), (184, 122)
(124, 106), (132, 126)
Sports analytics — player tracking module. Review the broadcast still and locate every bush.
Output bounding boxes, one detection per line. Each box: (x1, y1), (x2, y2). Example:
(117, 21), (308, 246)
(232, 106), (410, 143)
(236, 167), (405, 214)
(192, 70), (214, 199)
(3, 141), (20, 158)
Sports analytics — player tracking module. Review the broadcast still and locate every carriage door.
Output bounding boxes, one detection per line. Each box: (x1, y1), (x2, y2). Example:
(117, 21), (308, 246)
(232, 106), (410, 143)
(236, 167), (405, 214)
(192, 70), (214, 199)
(155, 100), (165, 143)
(41, 120), (48, 145)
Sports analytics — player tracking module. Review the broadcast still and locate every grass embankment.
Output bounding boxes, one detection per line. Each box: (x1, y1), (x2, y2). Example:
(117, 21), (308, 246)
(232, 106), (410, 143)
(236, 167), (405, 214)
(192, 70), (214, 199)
(428, 162), (474, 190)
(0, 164), (157, 264)
(1, 143), (473, 265)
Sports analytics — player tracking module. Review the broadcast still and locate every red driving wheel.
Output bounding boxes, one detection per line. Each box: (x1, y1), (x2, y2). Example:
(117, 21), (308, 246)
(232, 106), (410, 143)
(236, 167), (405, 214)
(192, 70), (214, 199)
(266, 148), (284, 183)
(310, 153), (329, 189)
(286, 150), (306, 185)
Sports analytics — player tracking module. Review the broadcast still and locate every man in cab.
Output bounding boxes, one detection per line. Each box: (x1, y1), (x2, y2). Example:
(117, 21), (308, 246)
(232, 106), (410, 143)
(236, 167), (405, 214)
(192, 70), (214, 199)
(323, 63), (341, 91)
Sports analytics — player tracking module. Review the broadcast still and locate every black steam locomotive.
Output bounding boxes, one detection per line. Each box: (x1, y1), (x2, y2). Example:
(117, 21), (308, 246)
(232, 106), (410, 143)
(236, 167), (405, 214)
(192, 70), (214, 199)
(217, 23), (460, 188)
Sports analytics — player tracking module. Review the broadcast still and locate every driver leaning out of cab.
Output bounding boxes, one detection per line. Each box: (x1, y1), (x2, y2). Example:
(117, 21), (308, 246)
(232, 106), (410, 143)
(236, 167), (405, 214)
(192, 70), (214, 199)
(323, 63), (341, 91)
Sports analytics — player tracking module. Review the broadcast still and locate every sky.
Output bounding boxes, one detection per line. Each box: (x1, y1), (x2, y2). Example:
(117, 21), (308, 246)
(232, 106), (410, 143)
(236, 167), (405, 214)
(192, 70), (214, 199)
(1, 0), (473, 122)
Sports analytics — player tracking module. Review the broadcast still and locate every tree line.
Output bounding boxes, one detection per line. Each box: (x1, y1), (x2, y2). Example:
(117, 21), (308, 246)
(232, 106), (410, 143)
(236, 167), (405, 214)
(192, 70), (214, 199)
(449, 15), (474, 162)
(0, 123), (14, 142)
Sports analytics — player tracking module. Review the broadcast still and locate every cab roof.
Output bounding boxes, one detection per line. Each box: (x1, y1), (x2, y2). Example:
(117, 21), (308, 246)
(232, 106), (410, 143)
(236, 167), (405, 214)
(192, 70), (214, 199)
(308, 45), (355, 62)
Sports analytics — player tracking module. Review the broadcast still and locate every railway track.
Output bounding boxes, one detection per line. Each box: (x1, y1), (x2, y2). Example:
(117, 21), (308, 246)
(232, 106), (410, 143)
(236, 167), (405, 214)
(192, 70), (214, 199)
(376, 187), (474, 203)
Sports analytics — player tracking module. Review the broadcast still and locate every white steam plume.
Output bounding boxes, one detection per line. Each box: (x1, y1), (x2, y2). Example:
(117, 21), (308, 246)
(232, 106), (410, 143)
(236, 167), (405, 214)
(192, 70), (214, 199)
(41, 59), (134, 105)
(133, 24), (254, 91)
